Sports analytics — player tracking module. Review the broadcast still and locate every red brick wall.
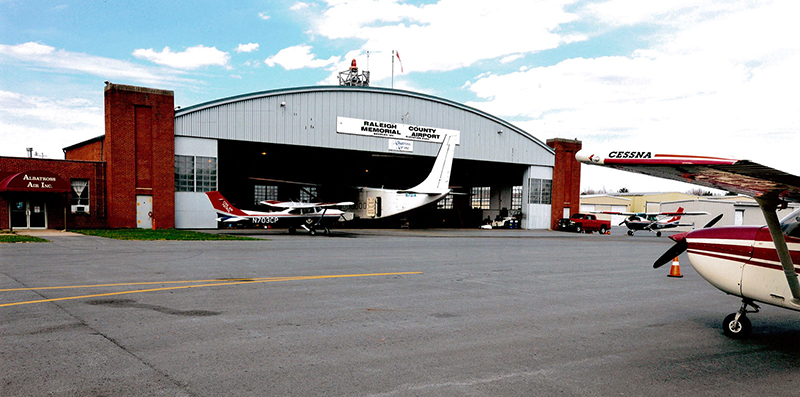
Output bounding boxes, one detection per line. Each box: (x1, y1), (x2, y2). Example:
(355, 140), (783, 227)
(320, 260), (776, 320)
(546, 138), (582, 230)
(104, 84), (175, 229)
(0, 157), (106, 230)
(65, 140), (103, 161)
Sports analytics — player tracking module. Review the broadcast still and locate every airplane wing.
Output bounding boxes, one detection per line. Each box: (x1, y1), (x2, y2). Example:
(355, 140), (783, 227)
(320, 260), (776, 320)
(259, 200), (354, 208)
(577, 150), (800, 302)
(397, 189), (450, 196)
(317, 201), (355, 207)
(576, 152), (800, 202)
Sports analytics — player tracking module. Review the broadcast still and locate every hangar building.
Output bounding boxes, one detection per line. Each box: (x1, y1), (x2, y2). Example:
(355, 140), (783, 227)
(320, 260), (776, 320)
(0, 83), (582, 231)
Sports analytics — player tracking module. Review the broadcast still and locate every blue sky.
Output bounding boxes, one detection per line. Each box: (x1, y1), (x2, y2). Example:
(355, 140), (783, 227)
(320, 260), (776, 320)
(2, 0), (798, 192)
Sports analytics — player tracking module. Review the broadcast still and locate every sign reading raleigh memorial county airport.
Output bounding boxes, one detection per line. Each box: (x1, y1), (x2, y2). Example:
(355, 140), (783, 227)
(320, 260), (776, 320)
(336, 117), (460, 144)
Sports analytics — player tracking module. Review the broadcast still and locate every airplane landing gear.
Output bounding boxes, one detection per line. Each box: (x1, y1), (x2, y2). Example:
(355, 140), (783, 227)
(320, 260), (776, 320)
(723, 299), (759, 338)
(656, 231), (662, 237)
(627, 230), (634, 236)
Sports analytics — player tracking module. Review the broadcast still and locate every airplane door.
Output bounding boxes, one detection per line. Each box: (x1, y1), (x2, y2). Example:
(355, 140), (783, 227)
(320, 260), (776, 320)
(136, 195), (153, 229)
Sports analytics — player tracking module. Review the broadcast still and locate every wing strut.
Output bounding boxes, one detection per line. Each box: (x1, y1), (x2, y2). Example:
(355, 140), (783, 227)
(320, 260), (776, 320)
(756, 197), (800, 304)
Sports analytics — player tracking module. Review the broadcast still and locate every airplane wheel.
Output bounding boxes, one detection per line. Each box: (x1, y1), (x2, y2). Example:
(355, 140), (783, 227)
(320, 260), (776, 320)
(656, 231), (662, 237)
(309, 229), (317, 236)
(627, 230), (634, 236)
(722, 313), (752, 338)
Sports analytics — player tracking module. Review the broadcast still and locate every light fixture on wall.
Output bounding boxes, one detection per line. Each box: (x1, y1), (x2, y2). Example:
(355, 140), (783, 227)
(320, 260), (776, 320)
(280, 101), (286, 107)
(497, 129), (503, 134)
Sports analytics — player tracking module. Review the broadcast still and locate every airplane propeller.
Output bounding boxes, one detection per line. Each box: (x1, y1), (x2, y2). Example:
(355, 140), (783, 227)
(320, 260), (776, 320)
(653, 214), (723, 268)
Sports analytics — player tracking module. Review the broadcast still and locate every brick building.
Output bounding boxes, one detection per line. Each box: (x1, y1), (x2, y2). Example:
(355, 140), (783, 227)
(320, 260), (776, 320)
(0, 84), (174, 230)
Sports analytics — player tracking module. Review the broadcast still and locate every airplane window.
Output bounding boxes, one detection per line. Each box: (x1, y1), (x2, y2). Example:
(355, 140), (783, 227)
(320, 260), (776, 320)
(780, 208), (800, 238)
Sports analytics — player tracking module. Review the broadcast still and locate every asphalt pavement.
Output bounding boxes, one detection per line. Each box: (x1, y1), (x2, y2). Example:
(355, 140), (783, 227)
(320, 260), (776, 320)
(2, 227), (800, 396)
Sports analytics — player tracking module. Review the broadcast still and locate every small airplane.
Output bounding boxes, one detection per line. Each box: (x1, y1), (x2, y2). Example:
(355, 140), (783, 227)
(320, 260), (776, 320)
(596, 207), (709, 237)
(353, 132), (459, 219)
(577, 150), (800, 338)
(205, 191), (353, 235)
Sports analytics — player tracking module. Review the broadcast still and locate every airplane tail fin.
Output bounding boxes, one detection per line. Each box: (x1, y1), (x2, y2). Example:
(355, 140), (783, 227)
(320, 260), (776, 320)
(405, 133), (458, 194)
(205, 191), (248, 216)
(666, 207), (684, 223)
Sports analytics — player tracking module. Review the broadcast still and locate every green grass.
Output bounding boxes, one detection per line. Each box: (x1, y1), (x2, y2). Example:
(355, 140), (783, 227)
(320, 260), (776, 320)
(71, 229), (260, 241)
(0, 234), (49, 243)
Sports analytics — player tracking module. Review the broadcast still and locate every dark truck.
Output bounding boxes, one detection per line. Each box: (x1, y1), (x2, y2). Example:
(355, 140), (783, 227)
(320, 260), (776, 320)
(557, 213), (611, 234)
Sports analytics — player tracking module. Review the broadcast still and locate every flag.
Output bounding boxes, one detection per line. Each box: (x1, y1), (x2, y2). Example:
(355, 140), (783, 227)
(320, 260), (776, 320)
(396, 50), (403, 73)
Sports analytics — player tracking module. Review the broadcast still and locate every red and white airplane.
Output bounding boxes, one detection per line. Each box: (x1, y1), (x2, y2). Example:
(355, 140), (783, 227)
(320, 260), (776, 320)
(206, 191), (353, 235)
(596, 207), (709, 237)
(577, 150), (800, 338)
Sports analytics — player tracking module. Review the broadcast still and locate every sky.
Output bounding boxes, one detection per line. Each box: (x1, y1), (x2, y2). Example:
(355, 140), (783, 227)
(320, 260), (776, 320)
(1, 0), (798, 193)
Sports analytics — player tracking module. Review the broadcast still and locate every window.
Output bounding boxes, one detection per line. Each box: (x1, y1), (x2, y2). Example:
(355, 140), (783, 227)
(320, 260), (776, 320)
(528, 178), (552, 204)
(175, 155), (194, 192)
(254, 185), (266, 205)
(195, 156), (217, 192)
(471, 186), (490, 209)
(512, 186), (522, 210)
(174, 155), (217, 192)
(299, 187), (317, 202)
(70, 179), (89, 213)
(437, 194), (453, 210)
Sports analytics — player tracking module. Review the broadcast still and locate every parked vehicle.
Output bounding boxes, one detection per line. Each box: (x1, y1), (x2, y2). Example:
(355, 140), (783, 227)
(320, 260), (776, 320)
(557, 213), (610, 234)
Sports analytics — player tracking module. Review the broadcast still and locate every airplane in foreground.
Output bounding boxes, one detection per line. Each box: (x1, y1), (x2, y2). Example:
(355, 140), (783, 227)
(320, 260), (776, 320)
(352, 132), (459, 220)
(596, 207), (709, 237)
(205, 191), (353, 235)
(577, 150), (800, 338)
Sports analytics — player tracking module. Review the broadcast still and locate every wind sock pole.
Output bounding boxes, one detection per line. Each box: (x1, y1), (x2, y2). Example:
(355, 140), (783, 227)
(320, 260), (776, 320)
(391, 50), (395, 89)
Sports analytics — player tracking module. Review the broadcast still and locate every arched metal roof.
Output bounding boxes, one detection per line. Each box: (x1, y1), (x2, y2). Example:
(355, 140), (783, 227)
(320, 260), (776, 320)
(175, 86), (553, 165)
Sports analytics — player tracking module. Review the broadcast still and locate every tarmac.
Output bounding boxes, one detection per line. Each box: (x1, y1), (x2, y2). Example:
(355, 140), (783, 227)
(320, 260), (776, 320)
(2, 227), (800, 396)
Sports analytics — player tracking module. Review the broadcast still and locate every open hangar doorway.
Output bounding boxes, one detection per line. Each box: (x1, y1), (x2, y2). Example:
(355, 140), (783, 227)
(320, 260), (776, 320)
(216, 139), (528, 229)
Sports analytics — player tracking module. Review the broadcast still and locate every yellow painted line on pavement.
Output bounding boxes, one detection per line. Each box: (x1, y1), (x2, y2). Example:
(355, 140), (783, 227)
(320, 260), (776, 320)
(0, 272), (422, 308)
(0, 278), (284, 292)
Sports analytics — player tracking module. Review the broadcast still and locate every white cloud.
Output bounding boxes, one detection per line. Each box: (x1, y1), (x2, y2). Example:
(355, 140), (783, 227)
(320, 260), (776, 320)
(258, 12), (270, 20)
(0, 90), (103, 158)
(235, 43), (259, 53)
(308, 0), (582, 74)
(0, 42), (193, 86)
(462, 0), (800, 191)
(290, 2), (309, 11)
(132, 45), (230, 70)
(265, 45), (340, 70)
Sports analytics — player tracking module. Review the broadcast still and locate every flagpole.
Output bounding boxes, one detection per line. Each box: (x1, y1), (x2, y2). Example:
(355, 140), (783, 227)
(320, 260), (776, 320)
(391, 50), (395, 89)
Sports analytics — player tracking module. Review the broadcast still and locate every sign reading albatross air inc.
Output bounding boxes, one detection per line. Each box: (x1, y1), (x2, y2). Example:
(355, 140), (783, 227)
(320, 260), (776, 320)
(337, 116), (460, 144)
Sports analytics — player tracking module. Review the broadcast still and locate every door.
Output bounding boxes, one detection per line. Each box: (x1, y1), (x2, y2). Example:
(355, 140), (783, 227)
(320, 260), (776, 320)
(28, 200), (47, 228)
(136, 195), (153, 229)
(10, 201), (27, 229)
(734, 209), (744, 226)
(9, 200), (47, 229)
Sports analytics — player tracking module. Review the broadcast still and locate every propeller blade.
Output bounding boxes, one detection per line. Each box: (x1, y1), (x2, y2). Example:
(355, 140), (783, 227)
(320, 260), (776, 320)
(654, 239), (688, 268)
(704, 214), (723, 228)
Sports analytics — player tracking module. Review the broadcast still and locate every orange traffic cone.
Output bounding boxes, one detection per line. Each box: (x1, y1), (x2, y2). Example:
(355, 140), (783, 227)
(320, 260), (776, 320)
(668, 257), (683, 278)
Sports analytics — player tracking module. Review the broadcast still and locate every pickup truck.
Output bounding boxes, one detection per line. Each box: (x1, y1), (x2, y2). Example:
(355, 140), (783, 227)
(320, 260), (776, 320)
(557, 213), (610, 234)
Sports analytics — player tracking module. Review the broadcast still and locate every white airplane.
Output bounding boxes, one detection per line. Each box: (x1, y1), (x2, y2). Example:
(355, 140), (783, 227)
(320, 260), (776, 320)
(577, 150), (800, 338)
(596, 207), (709, 237)
(353, 133), (459, 219)
(206, 191), (353, 235)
